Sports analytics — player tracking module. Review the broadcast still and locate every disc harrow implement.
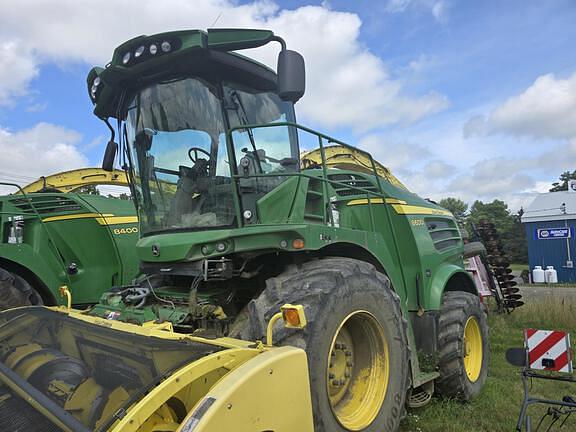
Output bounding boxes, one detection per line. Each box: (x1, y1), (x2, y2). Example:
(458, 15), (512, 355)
(476, 220), (524, 312)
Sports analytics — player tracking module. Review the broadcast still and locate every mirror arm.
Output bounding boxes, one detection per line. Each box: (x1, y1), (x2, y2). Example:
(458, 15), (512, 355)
(104, 118), (115, 142)
(271, 35), (287, 51)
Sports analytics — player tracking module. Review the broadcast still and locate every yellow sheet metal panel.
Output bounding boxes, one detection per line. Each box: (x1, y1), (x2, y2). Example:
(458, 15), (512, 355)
(179, 346), (314, 432)
(20, 168), (129, 193)
(108, 349), (257, 432)
(391, 204), (452, 216)
(301, 145), (407, 190)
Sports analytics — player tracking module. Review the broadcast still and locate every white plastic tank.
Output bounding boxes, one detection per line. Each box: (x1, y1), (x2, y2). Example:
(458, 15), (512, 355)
(532, 266), (545, 283)
(545, 266), (558, 284)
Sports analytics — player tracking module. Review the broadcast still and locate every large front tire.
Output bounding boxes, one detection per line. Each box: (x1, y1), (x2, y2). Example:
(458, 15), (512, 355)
(436, 291), (489, 400)
(0, 268), (43, 311)
(231, 258), (410, 432)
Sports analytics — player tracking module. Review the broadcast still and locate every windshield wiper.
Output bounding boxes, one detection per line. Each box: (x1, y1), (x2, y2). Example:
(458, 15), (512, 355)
(228, 90), (263, 173)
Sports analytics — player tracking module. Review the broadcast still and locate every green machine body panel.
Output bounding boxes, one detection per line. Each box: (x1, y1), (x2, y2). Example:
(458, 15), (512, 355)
(0, 191), (139, 305)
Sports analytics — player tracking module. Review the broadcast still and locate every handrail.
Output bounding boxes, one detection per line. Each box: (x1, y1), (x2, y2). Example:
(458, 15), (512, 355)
(230, 172), (386, 198)
(0, 182), (72, 287)
(226, 121), (388, 230)
(227, 121), (378, 161)
(225, 121), (409, 295)
(0, 182), (44, 221)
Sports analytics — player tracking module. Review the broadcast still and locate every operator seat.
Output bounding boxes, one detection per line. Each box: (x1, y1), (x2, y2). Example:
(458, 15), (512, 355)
(166, 160), (209, 226)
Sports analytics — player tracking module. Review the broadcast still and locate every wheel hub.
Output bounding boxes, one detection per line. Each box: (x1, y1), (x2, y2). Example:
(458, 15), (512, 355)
(463, 316), (483, 382)
(326, 311), (390, 431)
(328, 328), (354, 404)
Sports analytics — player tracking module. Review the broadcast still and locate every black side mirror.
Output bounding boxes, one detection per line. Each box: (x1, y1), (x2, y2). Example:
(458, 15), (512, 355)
(102, 140), (118, 172)
(277, 50), (305, 103)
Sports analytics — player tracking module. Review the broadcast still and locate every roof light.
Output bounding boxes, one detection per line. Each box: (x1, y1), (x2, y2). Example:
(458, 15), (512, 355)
(135, 45), (145, 58)
(161, 40), (172, 52)
(149, 44), (158, 55)
(93, 77), (100, 86)
(122, 52), (131, 64)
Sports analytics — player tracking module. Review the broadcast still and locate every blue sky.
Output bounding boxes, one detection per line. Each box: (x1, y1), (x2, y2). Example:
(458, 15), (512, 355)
(1, 0), (575, 209)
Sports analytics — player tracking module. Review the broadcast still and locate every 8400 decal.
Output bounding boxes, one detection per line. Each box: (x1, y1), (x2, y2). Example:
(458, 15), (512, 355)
(113, 227), (139, 235)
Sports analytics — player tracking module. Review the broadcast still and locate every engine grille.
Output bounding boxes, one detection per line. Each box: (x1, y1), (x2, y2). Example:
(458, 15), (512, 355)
(328, 173), (379, 197)
(8, 195), (82, 215)
(426, 218), (461, 251)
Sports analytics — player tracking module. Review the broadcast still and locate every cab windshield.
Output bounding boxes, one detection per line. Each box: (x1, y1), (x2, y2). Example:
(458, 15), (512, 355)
(125, 76), (297, 235)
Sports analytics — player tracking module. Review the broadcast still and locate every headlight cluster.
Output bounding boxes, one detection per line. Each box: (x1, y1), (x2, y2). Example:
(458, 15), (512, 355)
(90, 76), (101, 100)
(121, 40), (173, 65)
(201, 241), (230, 255)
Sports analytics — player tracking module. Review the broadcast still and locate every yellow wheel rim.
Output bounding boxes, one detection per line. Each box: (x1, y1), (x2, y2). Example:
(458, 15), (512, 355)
(327, 311), (390, 431)
(463, 316), (483, 383)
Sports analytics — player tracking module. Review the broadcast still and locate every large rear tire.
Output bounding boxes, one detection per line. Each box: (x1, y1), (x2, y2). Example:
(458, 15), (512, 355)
(231, 258), (410, 432)
(0, 268), (43, 311)
(436, 291), (489, 400)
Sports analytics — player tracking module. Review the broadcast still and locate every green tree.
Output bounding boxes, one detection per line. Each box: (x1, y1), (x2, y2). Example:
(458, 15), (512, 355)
(550, 170), (576, 192)
(438, 197), (468, 220)
(107, 192), (131, 200)
(76, 185), (101, 195)
(468, 200), (527, 264)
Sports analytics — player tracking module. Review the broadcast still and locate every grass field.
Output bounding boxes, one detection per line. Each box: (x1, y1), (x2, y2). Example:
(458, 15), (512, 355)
(400, 297), (576, 432)
(509, 263), (530, 272)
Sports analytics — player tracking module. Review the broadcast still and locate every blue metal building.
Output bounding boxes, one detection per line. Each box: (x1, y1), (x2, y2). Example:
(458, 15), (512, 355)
(521, 191), (576, 283)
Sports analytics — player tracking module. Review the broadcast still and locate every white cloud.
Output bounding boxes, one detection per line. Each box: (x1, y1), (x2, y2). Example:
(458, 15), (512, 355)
(0, 123), (88, 193)
(385, 0), (450, 23)
(431, 1), (448, 23)
(407, 54), (438, 74)
(0, 0), (448, 130)
(359, 134), (432, 172)
(435, 138), (576, 210)
(423, 160), (455, 178)
(464, 72), (576, 140)
(0, 41), (38, 106)
(455, 72), (576, 208)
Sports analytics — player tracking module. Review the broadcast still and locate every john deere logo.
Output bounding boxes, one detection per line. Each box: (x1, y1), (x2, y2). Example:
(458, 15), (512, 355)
(152, 245), (160, 256)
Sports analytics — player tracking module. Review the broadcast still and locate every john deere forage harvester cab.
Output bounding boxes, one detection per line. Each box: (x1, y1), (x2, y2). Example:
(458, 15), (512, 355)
(0, 168), (139, 309)
(0, 29), (489, 432)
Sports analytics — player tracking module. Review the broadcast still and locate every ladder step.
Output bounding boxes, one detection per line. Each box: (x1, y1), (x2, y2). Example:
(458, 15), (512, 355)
(408, 384), (434, 408)
(304, 213), (324, 221)
(307, 190), (323, 197)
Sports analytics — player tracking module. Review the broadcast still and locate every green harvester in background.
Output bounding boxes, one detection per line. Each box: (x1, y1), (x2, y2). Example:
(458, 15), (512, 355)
(0, 168), (139, 308)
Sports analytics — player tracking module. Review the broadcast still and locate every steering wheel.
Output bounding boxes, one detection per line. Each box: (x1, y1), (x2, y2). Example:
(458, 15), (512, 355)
(188, 147), (211, 163)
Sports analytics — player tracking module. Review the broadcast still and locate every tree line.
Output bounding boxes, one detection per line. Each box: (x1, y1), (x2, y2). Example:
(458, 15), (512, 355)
(438, 197), (527, 264)
(438, 171), (576, 264)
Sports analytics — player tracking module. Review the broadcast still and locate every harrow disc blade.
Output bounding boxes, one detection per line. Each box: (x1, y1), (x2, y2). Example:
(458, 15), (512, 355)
(500, 287), (520, 295)
(493, 268), (513, 275)
(504, 300), (524, 308)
